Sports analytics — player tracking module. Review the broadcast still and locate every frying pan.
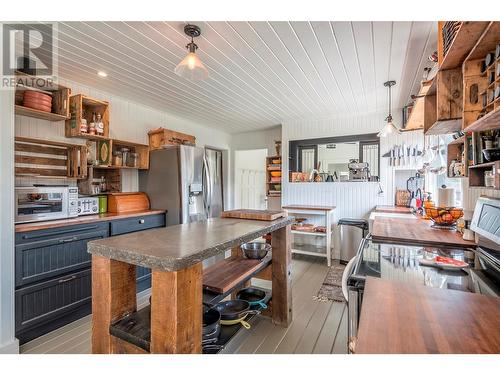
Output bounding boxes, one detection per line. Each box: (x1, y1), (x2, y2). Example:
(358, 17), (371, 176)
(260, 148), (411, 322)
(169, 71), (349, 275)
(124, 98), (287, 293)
(236, 287), (268, 309)
(203, 306), (221, 337)
(220, 314), (253, 329)
(212, 299), (260, 321)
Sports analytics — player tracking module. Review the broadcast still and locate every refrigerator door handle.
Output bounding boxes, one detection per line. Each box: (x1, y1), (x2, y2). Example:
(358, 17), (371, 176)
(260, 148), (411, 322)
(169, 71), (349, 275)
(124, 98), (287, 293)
(203, 155), (211, 218)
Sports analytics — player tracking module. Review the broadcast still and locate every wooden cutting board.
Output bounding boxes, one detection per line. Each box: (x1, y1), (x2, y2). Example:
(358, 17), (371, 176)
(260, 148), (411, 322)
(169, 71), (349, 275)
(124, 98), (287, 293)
(203, 258), (264, 294)
(355, 277), (500, 354)
(221, 209), (285, 221)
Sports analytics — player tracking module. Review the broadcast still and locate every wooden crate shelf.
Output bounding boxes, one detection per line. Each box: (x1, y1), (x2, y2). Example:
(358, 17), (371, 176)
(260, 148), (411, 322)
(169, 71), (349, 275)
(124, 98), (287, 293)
(446, 135), (470, 178)
(14, 72), (71, 121)
(77, 165), (121, 195)
(439, 21), (490, 70)
(65, 94), (110, 139)
(468, 161), (500, 189)
(96, 139), (149, 170)
(148, 127), (196, 150)
(15, 137), (87, 179)
(266, 155), (282, 198)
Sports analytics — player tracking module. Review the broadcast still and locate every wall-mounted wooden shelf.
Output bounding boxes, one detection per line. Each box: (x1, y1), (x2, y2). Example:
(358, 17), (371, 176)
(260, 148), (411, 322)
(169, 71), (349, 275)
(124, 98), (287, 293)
(15, 105), (70, 122)
(15, 137), (87, 179)
(439, 21), (490, 70)
(97, 139), (149, 169)
(425, 119), (462, 135)
(65, 94), (110, 139)
(468, 161), (500, 189)
(14, 72), (71, 122)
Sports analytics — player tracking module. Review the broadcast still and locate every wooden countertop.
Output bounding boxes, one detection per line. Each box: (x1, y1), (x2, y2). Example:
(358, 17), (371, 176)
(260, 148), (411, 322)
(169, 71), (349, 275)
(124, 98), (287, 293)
(356, 277), (500, 354)
(371, 216), (475, 248)
(282, 205), (336, 211)
(88, 216), (294, 272)
(375, 205), (413, 214)
(15, 209), (166, 233)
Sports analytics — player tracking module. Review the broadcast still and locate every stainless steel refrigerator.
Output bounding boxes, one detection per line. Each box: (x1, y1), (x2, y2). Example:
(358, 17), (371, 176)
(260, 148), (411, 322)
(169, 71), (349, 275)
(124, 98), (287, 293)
(139, 145), (223, 227)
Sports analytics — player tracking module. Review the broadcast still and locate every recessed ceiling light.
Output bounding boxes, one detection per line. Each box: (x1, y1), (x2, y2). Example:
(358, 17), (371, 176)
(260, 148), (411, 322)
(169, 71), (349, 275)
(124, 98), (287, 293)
(97, 71), (107, 77)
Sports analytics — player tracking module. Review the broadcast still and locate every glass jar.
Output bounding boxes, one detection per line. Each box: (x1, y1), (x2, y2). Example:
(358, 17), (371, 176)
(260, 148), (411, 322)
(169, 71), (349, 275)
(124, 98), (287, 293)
(485, 171), (494, 187)
(112, 150), (122, 166)
(128, 152), (139, 168)
(121, 147), (130, 166)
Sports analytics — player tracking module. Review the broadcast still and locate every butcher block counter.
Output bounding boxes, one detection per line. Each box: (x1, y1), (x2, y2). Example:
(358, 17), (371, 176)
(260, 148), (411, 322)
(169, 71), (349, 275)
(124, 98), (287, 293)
(87, 216), (294, 354)
(355, 277), (500, 354)
(371, 215), (475, 248)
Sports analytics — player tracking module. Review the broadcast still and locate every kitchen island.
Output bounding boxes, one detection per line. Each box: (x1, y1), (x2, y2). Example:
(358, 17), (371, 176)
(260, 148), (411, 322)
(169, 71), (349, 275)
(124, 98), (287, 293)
(87, 216), (294, 354)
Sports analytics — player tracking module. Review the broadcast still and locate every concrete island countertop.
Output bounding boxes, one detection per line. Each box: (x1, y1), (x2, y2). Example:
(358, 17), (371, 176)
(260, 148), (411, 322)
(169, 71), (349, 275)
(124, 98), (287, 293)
(87, 216), (294, 272)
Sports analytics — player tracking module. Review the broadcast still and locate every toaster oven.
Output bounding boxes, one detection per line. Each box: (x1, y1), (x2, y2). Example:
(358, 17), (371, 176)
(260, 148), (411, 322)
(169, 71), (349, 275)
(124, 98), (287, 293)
(15, 186), (79, 224)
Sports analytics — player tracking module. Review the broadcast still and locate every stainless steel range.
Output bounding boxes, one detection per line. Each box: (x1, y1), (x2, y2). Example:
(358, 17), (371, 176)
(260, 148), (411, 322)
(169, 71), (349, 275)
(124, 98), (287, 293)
(344, 196), (500, 353)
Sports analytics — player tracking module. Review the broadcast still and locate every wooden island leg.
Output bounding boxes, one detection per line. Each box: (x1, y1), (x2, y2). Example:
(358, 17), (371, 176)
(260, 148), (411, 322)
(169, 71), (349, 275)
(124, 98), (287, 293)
(91, 255), (137, 354)
(271, 224), (292, 327)
(150, 263), (202, 354)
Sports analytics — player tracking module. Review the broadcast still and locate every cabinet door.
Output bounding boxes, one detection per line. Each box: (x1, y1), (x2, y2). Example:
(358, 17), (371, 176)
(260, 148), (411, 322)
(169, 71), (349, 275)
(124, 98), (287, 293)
(136, 266), (151, 293)
(15, 229), (108, 287)
(15, 269), (91, 333)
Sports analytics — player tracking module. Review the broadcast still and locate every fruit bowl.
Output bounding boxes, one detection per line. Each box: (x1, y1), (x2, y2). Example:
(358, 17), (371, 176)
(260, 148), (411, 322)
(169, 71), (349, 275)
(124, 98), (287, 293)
(426, 207), (464, 228)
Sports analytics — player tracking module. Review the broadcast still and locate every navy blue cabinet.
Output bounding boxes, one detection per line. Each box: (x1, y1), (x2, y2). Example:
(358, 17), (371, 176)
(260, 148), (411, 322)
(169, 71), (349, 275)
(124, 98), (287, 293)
(15, 212), (166, 344)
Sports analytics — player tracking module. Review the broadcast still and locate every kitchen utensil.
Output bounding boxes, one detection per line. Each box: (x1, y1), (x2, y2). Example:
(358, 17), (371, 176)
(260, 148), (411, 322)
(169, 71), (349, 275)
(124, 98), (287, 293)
(236, 287), (268, 309)
(482, 148), (500, 162)
(211, 299), (260, 321)
(203, 305), (221, 337)
(220, 313), (260, 329)
(221, 209), (285, 221)
(241, 242), (271, 260)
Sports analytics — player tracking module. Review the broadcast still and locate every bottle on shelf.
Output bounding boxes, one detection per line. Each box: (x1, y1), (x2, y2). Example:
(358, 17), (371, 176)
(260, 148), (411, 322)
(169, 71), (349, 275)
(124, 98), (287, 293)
(95, 113), (104, 136)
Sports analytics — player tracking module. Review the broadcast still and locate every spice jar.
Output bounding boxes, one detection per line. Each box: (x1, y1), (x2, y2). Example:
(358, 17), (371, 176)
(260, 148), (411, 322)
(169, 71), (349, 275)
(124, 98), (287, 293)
(121, 147), (130, 166)
(485, 171), (494, 187)
(112, 150), (122, 166)
(128, 152), (139, 168)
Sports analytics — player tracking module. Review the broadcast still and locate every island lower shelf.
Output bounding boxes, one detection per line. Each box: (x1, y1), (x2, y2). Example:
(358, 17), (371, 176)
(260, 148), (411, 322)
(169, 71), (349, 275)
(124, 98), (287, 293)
(110, 256), (273, 354)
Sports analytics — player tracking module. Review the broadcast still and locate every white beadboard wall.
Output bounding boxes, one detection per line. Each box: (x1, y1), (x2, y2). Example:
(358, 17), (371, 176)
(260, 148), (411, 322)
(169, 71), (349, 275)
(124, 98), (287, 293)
(14, 78), (233, 198)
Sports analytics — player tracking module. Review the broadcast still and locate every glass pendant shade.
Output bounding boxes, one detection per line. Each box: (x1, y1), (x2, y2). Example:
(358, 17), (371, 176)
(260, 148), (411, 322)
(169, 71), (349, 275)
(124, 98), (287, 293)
(377, 118), (401, 138)
(378, 80), (401, 138)
(174, 51), (209, 81)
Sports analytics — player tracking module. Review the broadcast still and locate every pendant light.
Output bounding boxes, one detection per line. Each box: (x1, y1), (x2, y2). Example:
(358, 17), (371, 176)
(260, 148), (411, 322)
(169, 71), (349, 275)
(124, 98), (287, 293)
(174, 24), (209, 81)
(378, 80), (401, 138)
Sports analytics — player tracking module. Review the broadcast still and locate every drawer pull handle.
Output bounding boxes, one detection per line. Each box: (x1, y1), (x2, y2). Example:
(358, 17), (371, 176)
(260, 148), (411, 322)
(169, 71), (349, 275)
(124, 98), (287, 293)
(59, 236), (78, 243)
(58, 275), (77, 283)
(139, 219), (145, 224)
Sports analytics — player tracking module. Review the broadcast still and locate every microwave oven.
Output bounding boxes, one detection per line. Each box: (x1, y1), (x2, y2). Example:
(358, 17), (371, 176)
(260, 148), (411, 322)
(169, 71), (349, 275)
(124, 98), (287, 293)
(15, 186), (79, 224)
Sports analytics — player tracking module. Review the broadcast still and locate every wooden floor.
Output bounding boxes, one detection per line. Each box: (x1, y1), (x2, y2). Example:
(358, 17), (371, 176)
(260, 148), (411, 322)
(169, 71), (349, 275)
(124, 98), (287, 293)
(20, 256), (347, 354)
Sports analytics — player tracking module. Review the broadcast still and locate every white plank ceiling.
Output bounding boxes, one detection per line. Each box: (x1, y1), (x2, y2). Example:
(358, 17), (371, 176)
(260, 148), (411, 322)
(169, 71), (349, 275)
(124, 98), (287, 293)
(49, 21), (436, 133)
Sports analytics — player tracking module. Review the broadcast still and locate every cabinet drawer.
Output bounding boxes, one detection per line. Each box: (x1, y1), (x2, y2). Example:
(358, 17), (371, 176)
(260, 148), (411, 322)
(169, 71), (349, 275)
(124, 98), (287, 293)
(16, 222), (109, 245)
(15, 229), (108, 287)
(15, 269), (91, 333)
(110, 213), (166, 236)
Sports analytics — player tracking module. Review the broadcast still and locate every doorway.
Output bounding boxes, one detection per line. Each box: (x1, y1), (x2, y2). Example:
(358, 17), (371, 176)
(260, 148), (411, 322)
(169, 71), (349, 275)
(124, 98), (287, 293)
(234, 149), (268, 209)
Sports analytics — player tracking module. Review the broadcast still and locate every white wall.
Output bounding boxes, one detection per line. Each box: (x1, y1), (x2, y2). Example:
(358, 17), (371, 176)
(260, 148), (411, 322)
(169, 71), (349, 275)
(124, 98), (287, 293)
(230, 126), (281, 210)
(14, 78), (233, 202)
(0, 87), (18, 353)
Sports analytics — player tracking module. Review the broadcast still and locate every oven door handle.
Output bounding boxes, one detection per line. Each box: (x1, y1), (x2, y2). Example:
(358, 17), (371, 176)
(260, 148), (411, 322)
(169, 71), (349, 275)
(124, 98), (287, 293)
(342, 255), (358, 302)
